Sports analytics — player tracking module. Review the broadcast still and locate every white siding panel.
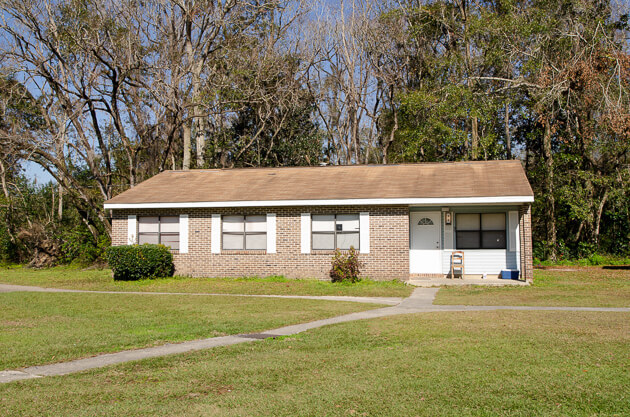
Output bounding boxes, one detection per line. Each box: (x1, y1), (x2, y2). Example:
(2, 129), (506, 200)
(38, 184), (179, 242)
(359, 212), (370, 253)
(442, 250), (518, 276)
(508, 211), (519, 252)
(179, 214), (189, 253)
(211, 214), (221, 254)
(266, 213), (276, 254)
(443, 224), (454, 250)
(301, 213), (311, 253)
(127, 215), (136, 245)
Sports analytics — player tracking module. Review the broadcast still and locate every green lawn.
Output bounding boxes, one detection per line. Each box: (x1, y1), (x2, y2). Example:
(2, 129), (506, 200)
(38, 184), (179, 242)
(0, 266), (412, 298)
(0, 292), (378, 370)
(1, 310), (628, 416)
(434, 267), (630, 307)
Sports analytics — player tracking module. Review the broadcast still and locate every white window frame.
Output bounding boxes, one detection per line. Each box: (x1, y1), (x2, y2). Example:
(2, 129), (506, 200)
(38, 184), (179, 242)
(311, 214), (360, 251)
(221, 215), (267, 251)
(137, 215), (180, 251)
(455, 212), (507, 250)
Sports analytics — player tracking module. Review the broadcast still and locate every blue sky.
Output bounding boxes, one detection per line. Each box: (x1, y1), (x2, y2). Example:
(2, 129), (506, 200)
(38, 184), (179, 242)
(24, 161), (53, 184)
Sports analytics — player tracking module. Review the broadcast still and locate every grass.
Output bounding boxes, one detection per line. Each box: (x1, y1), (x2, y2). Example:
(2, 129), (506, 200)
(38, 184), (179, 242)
(434, 267), (630, 307)
(1, 310), (628, 416)
(0, 265), (412, 298)
(0, 292), (378, 370)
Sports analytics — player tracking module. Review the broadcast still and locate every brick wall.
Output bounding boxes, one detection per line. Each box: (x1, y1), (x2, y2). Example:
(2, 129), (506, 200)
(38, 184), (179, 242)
(519, 204), (534, 282)
(110, 205), (409, 280)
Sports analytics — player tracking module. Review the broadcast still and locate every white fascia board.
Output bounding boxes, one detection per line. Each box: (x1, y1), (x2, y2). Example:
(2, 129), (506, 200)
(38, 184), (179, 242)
(104, 196), (534, 210)
(408, 196), (534, 205)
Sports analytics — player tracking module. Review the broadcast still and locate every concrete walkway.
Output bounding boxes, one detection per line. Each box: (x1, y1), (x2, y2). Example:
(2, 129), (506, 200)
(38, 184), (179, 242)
(1, 286), (628, 384)
(409, 278), (529, 287)
(0, 283), (403, 305)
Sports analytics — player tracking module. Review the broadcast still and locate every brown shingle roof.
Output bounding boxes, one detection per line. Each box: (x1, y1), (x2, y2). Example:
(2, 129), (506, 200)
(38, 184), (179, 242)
(104, 160), (533, 206)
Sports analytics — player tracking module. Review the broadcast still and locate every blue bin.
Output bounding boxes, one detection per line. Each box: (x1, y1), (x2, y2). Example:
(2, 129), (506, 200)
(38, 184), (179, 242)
(501, 270), (520, 280)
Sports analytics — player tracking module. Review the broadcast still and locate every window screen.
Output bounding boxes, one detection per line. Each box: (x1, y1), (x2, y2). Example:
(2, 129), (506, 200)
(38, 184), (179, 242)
(222, 215), (267, 250)
(138, 216), (179, 250)
(312, 214), (360, 250)
(455, 213), (506, 249)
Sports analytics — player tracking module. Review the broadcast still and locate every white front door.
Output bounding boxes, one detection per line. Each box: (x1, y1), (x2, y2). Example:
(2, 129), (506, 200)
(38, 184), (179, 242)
(410, 211), (442, 274)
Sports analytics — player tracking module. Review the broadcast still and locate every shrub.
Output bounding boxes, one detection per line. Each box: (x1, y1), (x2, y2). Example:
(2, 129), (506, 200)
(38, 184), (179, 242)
(587, 253), (606, 266)
(60, 225), (110, 265)
(106, 244), (174, 281)
(329, 247), (362, 283)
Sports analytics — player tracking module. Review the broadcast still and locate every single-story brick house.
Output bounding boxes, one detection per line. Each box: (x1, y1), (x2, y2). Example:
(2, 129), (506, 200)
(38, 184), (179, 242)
(104, 160), (534, 282)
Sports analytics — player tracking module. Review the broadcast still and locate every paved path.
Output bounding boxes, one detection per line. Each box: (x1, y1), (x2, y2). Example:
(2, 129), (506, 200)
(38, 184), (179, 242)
(409, 278), (528, 287)
(0, 283), (403, 305)
(0, 286), (628, 384)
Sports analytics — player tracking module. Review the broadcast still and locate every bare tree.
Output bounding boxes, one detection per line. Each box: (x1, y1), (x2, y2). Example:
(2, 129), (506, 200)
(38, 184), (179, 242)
(0, 0), (308, 240)
(306, 0), (383, 165)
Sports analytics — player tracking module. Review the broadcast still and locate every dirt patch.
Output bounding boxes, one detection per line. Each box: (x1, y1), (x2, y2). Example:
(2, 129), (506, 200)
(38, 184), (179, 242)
(534, 266), (580, 271)
(535, 265), (630, 271)
(1, 320), (34, 329)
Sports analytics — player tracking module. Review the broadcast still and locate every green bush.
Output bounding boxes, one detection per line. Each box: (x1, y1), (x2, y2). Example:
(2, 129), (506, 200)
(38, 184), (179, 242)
(106, 244), (174, 281)
(534, 254), (630, 267)
(329, 247), (362, 283)
(60, 225), (110, 265)
(587, 253), (606, 266)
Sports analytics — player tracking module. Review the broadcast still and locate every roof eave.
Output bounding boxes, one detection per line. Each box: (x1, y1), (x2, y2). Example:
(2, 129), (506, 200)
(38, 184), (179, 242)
(104, 196), (534, 210)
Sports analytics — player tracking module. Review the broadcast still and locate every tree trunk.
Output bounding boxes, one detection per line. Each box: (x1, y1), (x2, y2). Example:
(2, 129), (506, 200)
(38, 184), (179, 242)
(593, 190), (608, 247)
(471, 116), (479, 159)
(183, 122), (191, 170)
(459, 0), (479, 160)
(0, 159), (9, 200)
(51, 185), (55, 220)
(195, 114), (206, 168)
(129, 149), (138, 187)
(57, 183), (63, 220)
(352, 104), (360, 164)
(56, 120), (66, 218)
(192, 67), (205, 168)
(542, 118), (557, 260)
(382, 94), (398, 164)
(504, 102), (511, 158)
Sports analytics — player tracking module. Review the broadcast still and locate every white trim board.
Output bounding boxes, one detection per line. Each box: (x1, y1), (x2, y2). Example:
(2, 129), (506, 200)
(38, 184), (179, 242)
(105, 196), (533, 210)
(300, 213), (311, 254)
(179, 214), (189, 254)
(211, 214), (221, 254)
(127, 215), (136, 245)
(266, 213), (277, 254)
(359, 212), (370, 254)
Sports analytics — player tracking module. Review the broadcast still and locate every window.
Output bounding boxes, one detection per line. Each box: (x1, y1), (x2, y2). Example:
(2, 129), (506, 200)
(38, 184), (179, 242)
(138, 216), (179, 250)
(312, 214), (360, 250)
(222, 215), (266, 250)
(456, 213), (506, 249)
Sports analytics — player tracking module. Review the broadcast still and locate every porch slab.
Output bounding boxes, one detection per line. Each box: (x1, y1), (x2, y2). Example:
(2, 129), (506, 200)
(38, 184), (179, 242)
(407, 277), (529, 287)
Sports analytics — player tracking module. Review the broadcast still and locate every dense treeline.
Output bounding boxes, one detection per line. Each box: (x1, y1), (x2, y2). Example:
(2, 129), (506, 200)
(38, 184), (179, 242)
(0, 0), (628, 265)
